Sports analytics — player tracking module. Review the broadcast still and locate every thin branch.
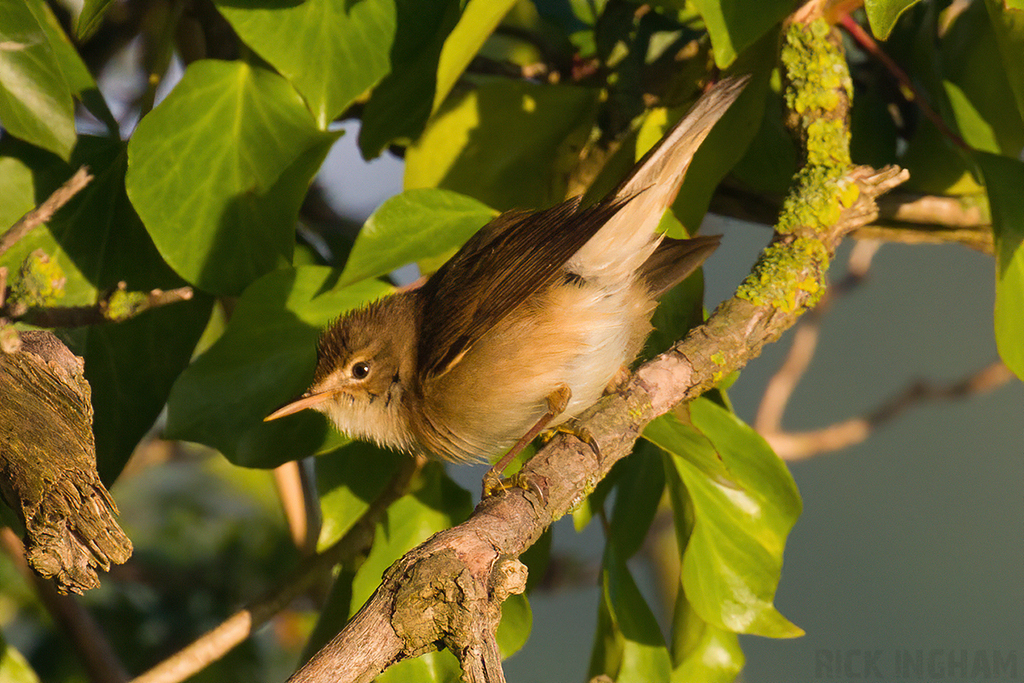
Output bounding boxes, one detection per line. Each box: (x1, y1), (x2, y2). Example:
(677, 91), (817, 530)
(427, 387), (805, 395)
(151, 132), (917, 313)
(274, 459), (321, 554)
(3, 284), (194, 327)
(128, 456), (423, 683)
(765, 361), (1015, 461)
(838, 14), (971, 152)
(1, 528), (129, 683)
(0, 167), (94, 258)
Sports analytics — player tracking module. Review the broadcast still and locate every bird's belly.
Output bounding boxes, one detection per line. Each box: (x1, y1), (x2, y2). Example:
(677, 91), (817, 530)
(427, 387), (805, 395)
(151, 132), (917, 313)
(417, 279), (654, 463)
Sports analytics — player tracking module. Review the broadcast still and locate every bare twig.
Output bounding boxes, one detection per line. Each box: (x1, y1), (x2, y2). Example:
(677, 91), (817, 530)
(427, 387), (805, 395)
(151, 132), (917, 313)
(1, 528), (129, 683)
(0, 167), (93, 258)
(274, 459), (321, 554)
(3, 284), (194, 327)
(129, 456), (423, 683)
(765, 361), (1015, 460)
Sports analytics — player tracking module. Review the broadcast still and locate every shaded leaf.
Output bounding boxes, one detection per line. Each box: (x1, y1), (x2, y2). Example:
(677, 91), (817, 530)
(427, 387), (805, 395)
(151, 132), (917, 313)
(340, 188), (496, 286)
(358, 0), (461, 158)
(608, 441), (665, 560)
(316, 441), (403, 549)
(165, 266), (391, 467)
(75, 0), (115, 40)
(377, 651), (462, 683)
(975, 151), (1024, 380)
(126, 60), (339, 296)
(589, 543), (672, 683)
(984, 0), (1024, 124)
(0, 0), (75, 159)
(497, 593), (532, 659)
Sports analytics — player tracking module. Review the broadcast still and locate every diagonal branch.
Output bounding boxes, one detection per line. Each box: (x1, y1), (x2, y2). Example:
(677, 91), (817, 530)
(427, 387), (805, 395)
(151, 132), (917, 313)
(287, 12), (910, 680)
(0, 167), (93, 258)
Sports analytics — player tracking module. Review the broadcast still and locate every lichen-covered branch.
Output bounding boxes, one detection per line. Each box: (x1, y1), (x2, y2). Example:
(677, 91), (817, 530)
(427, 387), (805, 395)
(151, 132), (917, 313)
(286, 13), (910, 683)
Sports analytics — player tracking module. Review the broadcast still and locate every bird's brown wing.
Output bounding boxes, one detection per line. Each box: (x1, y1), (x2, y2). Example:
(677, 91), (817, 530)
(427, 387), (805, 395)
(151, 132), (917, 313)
(416, 195), (632, 379)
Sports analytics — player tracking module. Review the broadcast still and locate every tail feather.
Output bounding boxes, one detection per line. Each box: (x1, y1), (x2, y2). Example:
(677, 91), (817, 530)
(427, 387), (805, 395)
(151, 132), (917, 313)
(569, 75), (749, 285)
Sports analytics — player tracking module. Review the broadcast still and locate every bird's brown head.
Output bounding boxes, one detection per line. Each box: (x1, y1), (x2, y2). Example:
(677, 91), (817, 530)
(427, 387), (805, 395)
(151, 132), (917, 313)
(265, 293), (419, 452)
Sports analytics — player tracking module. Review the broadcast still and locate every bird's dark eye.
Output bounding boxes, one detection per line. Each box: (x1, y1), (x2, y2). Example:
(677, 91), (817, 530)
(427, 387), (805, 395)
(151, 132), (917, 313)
(351, 361), (370, 380)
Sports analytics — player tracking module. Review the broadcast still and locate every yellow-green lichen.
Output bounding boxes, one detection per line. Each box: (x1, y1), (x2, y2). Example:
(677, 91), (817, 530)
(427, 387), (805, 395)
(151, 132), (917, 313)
(9, 250), (66, 307)
(775, 19), (855, 236)
(735, 238), (829, 313)
(781, 18), (853, 115)
(710, 352), (726, 366)
(104, 288), (150, 322)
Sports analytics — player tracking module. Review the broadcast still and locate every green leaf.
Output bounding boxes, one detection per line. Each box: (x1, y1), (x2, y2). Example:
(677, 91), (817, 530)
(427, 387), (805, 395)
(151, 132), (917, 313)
(496, 592), (532, 659)
(433, 0), (519, 112)
(317, 442), (403, 549)
(0, 0), (76, 159)
(165, 266), (392, 468)
(215, 0), (405, 129)
(669, 586), (744, 683)
(975, 151), (1024, 380)
(340, 188), (496, 286)
(1, 135), (213, 482)
(653, 399), (803, 638)
(126, 60), (339, 296)
(377, 651), (463, 683)
(689, 0), (791, 68)
(26, 0), (116, 130)
(0, 636), (40, 683)
(984, 0), (1024, 124)
(865, 0), (923, 40)
(405, 79), (598, 211)
(589, 544), (672, 683)
(608, 441), (665, 560)
(350, 463), (472, 611)
(940, 1), (1024, 157)
(75, 0), (115, 40)
(357, 0), (461, 158)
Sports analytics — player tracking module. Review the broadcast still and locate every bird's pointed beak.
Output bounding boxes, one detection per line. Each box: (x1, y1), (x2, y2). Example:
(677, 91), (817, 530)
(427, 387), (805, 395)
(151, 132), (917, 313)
(264, 391), (332, 421)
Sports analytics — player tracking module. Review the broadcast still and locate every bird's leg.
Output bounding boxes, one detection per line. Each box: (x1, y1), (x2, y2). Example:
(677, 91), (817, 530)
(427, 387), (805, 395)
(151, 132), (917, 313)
(482, 385), (571, 498)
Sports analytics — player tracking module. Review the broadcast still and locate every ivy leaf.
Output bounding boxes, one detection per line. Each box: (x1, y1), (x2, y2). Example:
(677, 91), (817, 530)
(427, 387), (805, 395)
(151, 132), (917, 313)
(340, 188), (496, 286)
(126, 60), (339, 296)
(975, 151), (1024, 380)
(405, 80), (598, 211)
(649, 399), (803, 638)
(0, 0), (75, 159)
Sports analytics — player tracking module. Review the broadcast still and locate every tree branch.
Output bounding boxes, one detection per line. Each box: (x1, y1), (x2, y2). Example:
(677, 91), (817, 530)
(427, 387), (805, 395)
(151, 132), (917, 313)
(128, 456), (423, 683)
(287, 13), (911, 679)
(3, 283), (194, 327)
(0, 167), (93, 258)
(763, 361), (1014, 461)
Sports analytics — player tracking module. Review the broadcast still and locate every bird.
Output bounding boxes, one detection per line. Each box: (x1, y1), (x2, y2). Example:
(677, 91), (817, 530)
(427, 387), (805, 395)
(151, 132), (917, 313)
(266, 75), (748, 490)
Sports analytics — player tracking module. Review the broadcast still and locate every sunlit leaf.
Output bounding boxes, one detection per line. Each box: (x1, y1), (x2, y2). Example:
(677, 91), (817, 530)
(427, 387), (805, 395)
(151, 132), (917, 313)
(975, 151), (1024, 380)
(669, 586), (744, 683)
(405, 79), (598, 211)
(126, 60), (339, 296)
(0, 636), (39, 683)
(653, 399), (803, 638)
(340, 188), (496, 286)
(865, 0), (923, 39)
(688, 0), (791, 68)
(317, 442), (403, 549)
(0, 0), (75, 159)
